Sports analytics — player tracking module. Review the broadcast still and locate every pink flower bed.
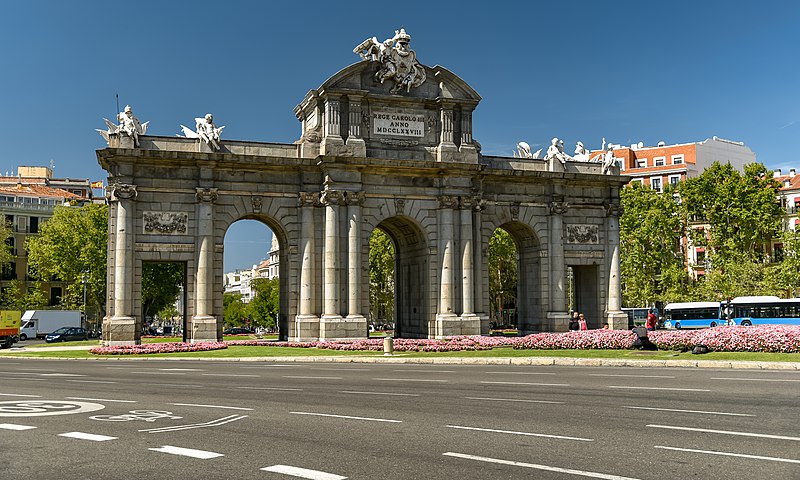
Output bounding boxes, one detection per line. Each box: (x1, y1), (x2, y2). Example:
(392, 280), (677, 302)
(228, 335), (516, 352)
(89, 342), (228, 355)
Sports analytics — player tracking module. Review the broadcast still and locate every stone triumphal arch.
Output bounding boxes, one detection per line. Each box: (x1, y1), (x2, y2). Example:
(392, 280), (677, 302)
(97, 30), (629, 345)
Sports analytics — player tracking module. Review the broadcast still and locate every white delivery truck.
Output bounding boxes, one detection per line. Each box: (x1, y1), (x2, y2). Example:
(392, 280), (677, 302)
(19, 310), (83, 340)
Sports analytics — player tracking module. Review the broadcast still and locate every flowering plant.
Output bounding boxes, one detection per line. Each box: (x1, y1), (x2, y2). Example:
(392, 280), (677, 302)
(89, 342), (227, 355)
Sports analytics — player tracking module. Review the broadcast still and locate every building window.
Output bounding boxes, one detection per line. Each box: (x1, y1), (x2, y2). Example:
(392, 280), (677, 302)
(636, 158), (648, 168)
(16, 216), (27, 233)
(650, 177), (663, 192)
(654, 156), (666, 167)
(29, 217), (38, 234)
(671, 154), (684, 164)
(669, 174), (681, 187)
(631, 178), (644, 186)
(49, 287), (62, 306)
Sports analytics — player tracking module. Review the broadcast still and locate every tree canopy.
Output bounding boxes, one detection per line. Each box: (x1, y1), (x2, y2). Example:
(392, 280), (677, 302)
(369, 228), (394, 323)
(488, 228), (517, 324)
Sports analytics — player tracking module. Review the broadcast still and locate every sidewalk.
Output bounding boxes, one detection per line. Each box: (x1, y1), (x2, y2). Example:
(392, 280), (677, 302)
(4, 345), (800, 370)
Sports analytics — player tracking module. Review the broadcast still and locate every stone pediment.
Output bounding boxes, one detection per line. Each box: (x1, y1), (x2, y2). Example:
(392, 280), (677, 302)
(295, 61), (481, 163)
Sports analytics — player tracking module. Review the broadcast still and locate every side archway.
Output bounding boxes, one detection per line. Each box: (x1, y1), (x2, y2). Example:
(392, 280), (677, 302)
(491, 221), (543, 334)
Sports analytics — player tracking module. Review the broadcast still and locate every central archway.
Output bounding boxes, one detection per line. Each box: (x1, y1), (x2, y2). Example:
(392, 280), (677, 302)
(372, 216), (430, 338)
(494, 221), (543, 334)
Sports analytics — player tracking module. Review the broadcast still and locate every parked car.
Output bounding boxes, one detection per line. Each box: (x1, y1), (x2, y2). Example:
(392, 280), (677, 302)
(223, 327), (254, 335)
(45, 327), (90, 343)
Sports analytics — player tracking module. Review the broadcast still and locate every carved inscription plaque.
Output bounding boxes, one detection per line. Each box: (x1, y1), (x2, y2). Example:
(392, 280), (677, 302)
(372, 109), (425, 137)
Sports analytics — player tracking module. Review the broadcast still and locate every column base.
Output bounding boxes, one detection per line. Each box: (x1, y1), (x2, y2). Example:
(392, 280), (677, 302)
(459, 314), (481, 335)
(189, 315), (219, 343)
(436, 142), (460, 162)
(344, 137), (367, 157)
(320, 315), (366, 340)
(606, 311), (629, 330)
(293, 315), (320, 341)
(434, 313), (460, 338)
(102, 315), (139, 346)
(546, 311), (571, 332)
(478, 314), (491, 335)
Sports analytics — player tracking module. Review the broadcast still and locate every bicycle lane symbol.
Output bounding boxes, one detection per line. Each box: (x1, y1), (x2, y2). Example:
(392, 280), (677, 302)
(0, 400), (106, 417)
(90, 410), (183, 422)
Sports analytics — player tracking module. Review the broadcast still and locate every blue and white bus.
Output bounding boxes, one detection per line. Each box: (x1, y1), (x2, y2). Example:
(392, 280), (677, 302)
(728, 296), (800, 326)
(663, 302), (723, 329)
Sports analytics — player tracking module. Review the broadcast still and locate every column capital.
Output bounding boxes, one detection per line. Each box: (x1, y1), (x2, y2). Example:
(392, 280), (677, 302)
(344, 191), (365, 206)
(320, 189), (343, 206)
(298, 191), (321, 207)
(196, 187), (218, 203)
(109, 183), (138, 201)
(438, 195), (459, 209)
(605, 202), (623, 217)
(550, 200), (569, 215)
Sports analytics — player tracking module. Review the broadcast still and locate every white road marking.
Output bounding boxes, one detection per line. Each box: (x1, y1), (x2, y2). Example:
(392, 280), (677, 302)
(391, 369), (455, 373)
(340, 391), (420, 397)
(654, 446), (800, 464)
(590, 374), (675, 378)
(65, 380), (117, 384)
(283, 375), (342, 380)
(237, 386), (303, 392)
(446, 425), (593, 441)
(141, 415), (248, 433)
(0, 400), (105, 417)
(40, 373), (86, 377)
(647, 424), (800, 441)
(624, 406), (753, 417)
(201, 373), (259, 377)
(443, 452), (639, 479)
(59, 431), (117, 442)
(485, 371), (557, 376)
(290, 411), (402, 423)
(372, 378), (448, 383)
(311, 367), (371, 372)
(158, 368), (203, 371)
(0, 393), (41, 398)
(149, 445), (223, 459)
(710, 377), (800, 382)
(168, 403), (253, 411)
(148, 383), (203, 388)
(0, 423), (36, 430)
(65, 397), (136, 403)
(480, 381), (569, 387)
(241, 365), (294, 368)
(129, 371), (187, 375)
(466, 396), (564, 405)
(608, 386), (710, 392)
(0, 372), (31, 375)
(261, 464), (347, 479)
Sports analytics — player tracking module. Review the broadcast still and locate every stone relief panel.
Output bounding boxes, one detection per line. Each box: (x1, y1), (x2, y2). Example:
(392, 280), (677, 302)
(566, 224), (599, 244)
(143, 211), (188, 235)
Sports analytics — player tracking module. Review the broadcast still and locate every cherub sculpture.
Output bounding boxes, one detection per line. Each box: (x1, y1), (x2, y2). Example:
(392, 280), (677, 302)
(179, 114), (225, 151)
(96, 105), (148, 146)
(544, 137), (571, 165)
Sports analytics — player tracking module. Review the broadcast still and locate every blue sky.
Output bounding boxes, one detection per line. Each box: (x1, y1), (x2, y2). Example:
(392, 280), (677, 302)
(2, 1), (798, 271)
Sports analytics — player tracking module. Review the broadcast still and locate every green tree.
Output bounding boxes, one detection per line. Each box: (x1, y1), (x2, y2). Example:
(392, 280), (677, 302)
(776, 229), (800, 297)
(223, 292), (248, 327)
(619, 183), (687, 306)
(0, 217), (14, 267)
(141, 263), (184, 320)
(488, 228), (517, 324)
(248, 277), (279, 329)
(369, 228), (394, 323)
(25, 204), (108, 314)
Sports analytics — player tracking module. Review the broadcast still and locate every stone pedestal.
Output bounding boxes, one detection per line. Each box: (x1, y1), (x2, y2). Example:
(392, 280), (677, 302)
(293, 315), (320, 342)
(547, 312), (571, 332)
(189, 315), (218, 342)
(103, 315), (138, 346)
(320, 315), (366, 340)
(345, 137), (367, 157)
(458, 313), (481, 335)
(434, 313), (460, 338)
(607, 311), (629, 330)
(479, 315), (491, 335)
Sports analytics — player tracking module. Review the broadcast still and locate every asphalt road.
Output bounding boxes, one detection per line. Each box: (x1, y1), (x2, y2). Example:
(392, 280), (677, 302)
(0, 358), (798, 479)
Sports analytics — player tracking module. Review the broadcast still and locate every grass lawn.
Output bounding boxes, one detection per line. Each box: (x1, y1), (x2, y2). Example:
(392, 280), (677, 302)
(2, 344), (799, 362)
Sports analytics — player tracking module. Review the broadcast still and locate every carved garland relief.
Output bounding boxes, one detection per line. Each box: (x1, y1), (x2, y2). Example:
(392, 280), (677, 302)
(566, 224), (599, 244)
(143, 212), (188, 235)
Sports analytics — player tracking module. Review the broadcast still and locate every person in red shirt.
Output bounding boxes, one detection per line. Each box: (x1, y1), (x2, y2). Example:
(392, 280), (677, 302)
(645, 309), (658, 331)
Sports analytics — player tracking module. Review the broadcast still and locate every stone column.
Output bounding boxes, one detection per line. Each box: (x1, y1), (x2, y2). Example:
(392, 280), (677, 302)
(191, 187), (218, 343)
(459, 108), (478, 162)
(459, 197), (479, 334)
(320, 189), (343, 338)
(546, 194), (570, 331)
(345, 96), (366, 157)
(295, 192), (320, 341)
(435, 195), (459, 337)
(472, 199), (489, 334)
(105, 183), (137, 346)
(606, 201), (628, 329)
(320, 96), (345, 155)
(436, 103), (458, 162)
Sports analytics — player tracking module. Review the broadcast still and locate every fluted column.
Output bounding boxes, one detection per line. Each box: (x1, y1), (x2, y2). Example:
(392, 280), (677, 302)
(606, 200), (628, 329)
(191, 187), (218, 343)
(436, 103), (458, 162)
(436, 195), (458, 337)
(547, 193), (570, 331)
(346, 192), (366, 321)
(320, 96), (345, 155)
(459, 197), (479, 334)
(105, 183), (137, 346)
(320, 190), (343, 339)
(294, 192), (321, 341)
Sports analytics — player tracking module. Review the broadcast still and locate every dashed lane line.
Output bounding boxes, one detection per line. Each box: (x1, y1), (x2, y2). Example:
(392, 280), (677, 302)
(589, 374), (675, 378)
(39, 373), (86, 377)
(0, 423), (36, 430)
(624, 406), (753, 417)
(443, 452), (640, 479)
(390, 369), (456, 373)
(58, 432), (117, 442)
(654, 446), (800, 464)
(66, 380), (117, 384)
(260, 464), (347, 479)
(710, 377), (800, 383)
(446, 425), (593, 442)
(480, 381), (569, 387)
(65, 397), (136, 403)
(372, 378), (448, 383)
(237, 386), (303, 392)
(485, 371), (557, 376)
(340, 391), (420, 397)
(149, 445), (224, 459)
(168, 403), (253, 411)
(647, 424), (800, 441)
(465, 396), (564, 405)
(283, 375), (342, 380)
(0, 393), (41, 398)
(201, 373), (259, 377)
(608, 386), (710, 392)
(290, 411), (402, 423)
